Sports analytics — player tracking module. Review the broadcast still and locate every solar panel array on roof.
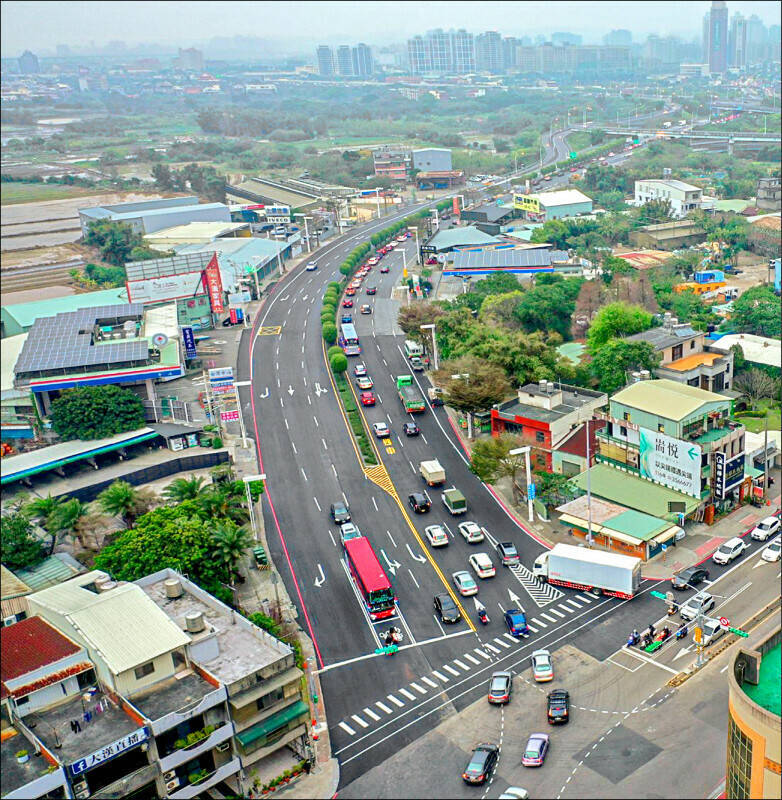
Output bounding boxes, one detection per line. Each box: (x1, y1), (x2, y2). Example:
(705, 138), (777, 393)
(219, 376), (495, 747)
(450, 249), (566, 269)
(14, 304), (148, 376)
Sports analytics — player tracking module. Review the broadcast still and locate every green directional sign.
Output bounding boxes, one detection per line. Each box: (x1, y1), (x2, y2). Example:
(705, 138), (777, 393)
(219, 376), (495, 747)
(650, 591), (667, 600)
(728, 627), (749, 638)
(569, 151), (577, 159)
(633, 137), (640, 144)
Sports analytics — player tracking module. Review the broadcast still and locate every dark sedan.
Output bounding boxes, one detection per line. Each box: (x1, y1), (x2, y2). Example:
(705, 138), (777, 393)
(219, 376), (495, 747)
(330, 502), (350, 524)
(547, 689), (569, 724)
(403, 422), (420, 437)
(462, 743), (499, 784)
(671, 565), (710, 590)
(434, 593), (461, 624)
(408, 492), (431, 513)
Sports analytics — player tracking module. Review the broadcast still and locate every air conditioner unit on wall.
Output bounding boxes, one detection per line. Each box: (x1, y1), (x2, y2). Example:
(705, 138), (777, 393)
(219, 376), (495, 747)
(163, 770), (177, 781)
(166, 778), (181, 791)
(215, 741), (230, 752)
(75, 790), (91, 800)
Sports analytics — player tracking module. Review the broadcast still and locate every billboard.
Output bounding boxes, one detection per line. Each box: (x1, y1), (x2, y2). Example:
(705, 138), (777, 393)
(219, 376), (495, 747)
(204, 254), (225, 314)
(713, 452), (745, 500)
(127, 271), (204, 303)
(638, 427), (702, 498)
(181, 326), (197, 359)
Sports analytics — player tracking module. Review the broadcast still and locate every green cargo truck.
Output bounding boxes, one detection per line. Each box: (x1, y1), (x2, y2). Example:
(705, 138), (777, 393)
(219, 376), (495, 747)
(442, 487), (467, 515)
(397, 375), (426, 413)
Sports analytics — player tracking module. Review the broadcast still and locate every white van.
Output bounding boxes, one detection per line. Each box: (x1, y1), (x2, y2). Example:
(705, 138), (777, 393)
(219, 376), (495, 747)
(404, 340), (423, 359)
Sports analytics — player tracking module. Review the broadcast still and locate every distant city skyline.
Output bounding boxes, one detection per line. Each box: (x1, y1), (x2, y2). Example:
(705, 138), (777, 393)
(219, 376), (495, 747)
(2, 0), (780, 56)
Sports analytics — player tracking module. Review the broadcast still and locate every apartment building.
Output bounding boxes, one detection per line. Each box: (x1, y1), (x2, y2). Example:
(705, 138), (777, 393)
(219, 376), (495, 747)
(3, 570), (309, 800)
(633, 179), (704, 218)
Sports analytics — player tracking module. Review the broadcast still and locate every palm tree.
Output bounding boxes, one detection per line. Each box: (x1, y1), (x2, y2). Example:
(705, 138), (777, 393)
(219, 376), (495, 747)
(48, 499), (89, 553)
(163, 475), (206, 503)
(198, 485), (249, 525)
(97, 481), (139, 526)
(24, 494), (64, 526)
(210, 521), (254, 582)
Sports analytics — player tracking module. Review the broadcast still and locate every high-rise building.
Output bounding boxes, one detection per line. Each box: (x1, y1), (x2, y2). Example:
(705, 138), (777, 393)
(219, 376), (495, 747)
(175, 47), (204, 71)
(316, 45), (335, 76)
(352, 43), (373, 76)
(502, 36), (520, 70)
(427, 29), (452, 72)
(604, 29), (632, 47)
(17, 50), (40, 74)
(769, 25), (781, 61)
(407, 36), (432, 74)
(704, 0), (729, 74)
(336, 45), (354, 76)
(729, 13), (748, 68)
(552, 32), (582, 46)
(745, 14), (768, 63)
(476, 31), (503, 73)
(451, 29), (476, 73)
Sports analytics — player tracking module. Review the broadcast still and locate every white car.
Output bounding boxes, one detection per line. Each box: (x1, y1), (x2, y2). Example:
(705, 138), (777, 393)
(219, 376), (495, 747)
(530, 649), (554, 682)
(425, 524), (449, 548)
(696, 617), (727, 647)
(469, 552), (496, 579)
(305, 261), (318, 271)
(458, 521), (485, 543)
(680, 591), (715, 622)
(713, 537), (748, 565)
(499, 790), (529, 800)
(761, 537), (781, 562)
(372, 422), (390, 438)
(452, 570), (478, 596)
(750, 516), (780, 541)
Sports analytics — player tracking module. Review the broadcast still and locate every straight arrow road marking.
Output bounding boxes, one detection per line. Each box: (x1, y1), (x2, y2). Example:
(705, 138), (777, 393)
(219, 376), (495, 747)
(673, 646), (693, 661)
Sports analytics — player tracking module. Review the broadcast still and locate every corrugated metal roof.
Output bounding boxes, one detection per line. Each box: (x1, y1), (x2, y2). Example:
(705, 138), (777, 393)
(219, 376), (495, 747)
(533, 189), (592, 207)
(1, 565), (30, 599)
(450, 248), (567, 270)
(610, 379), (725, 421)
(2, 288), (130, 331)
(13, 554), (85, 593)
(426, 227), (500, 251)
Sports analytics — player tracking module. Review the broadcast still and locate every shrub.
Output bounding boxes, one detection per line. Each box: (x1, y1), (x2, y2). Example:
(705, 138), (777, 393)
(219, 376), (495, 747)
(322, 322), (337, 344)
(339, 263), (352, 276)
(330, 352), (348, 373)
(212, 437), (223, 449)
(327, 345), (344, 360)
(328, 281), (341, 292)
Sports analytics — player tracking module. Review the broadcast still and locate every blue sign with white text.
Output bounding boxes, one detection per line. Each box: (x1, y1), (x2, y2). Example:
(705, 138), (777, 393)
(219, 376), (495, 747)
(182, 326), (197, 359)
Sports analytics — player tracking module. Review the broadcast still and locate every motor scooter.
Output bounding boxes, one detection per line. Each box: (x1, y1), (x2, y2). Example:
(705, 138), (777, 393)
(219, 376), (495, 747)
(476, 604), (489, 625)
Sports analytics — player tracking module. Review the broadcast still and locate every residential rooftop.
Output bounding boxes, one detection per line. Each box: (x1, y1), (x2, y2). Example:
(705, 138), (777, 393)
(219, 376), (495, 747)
(532, 188), (592, 206)
(1, 730), (58, 797)
(426, 226), (500, 251)
(664, 351), (726, 372)
(625, 324), (700, 351)
(741, 641), (780, 717)
(707, 333), (781, 370)
(636, 178), (701, 192)
(0, 616), (82, 684)
(610, 378), (728, 421)
(130, 669), (218, 722)
(496, 382), (604, 425)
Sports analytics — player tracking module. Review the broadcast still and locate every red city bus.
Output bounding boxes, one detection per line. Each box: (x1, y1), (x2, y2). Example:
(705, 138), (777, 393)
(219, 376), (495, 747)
(343, 537), (396, 620)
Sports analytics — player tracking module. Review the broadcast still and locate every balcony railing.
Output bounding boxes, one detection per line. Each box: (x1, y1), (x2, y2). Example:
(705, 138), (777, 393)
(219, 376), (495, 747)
(158, 720), (234, 773)
(149, 685), (227, 736)
(168, 757), (241, 800)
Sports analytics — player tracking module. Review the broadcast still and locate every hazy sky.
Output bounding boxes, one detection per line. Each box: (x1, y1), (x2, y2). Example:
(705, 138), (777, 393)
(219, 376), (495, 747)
(2, 0), (780, 54)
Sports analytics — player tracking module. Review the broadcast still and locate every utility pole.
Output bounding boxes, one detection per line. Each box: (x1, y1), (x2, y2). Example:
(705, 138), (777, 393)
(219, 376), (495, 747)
(586, 426), (593, 546)
(763, 415), (769, 500)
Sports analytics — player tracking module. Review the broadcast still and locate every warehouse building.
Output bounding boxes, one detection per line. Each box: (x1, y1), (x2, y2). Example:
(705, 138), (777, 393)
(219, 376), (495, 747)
(415, 171), (465, 190)
(629, 220), (706, 250)
(421, 226), (501, 254)
(460, 202), (518, 235)
(78, 196), (231, 236)
(143, 221), (251, 250)
(513, 188), (593, 221)
(412, 148), (453, 172)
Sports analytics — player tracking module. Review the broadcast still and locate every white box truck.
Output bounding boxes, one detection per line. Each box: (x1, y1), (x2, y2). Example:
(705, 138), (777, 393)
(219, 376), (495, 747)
(404, 340), (424, 360)
(420, 459), (446, 486)
(533, 543), (641, 599)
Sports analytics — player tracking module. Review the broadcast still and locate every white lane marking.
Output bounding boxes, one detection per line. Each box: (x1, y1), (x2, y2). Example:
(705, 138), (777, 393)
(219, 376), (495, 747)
(322, 438), (328, 450)
(387, 694), (405, 708)
(291, 441), (298, 455)
(484, 643), (500, 654)
(301, 468), (308, 481)
(432, 670), (450, 682)
(351, 714), (369, 728)
(328, 530), (336, 547)
(474, 648), (492, 661)
(548, 608), (566, 618)
(280, 397), (284, 408)
(493, 637), (511, 649)
(375, 701), (393, 715)
(363, 707), (380, 721)
(453, 659), (470, 671)
(407, 569), (420, 589)
(531, 618), (547, 628)
(313, 497), (321, 511)
(387, 530), (397, 546)
(442, 664), (461, 676)
(398, 688), (416, 701)
(284, 419), (289, 430)
(313, 416), (319, 427)
(421, 676), (438, 688)
(410, 682), (427, 694)
(372, 497), (379, 511)
(339, 721), (356, 736)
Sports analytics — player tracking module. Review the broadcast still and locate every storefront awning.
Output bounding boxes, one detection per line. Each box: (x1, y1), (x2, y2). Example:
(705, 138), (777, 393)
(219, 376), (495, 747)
(235, 700), (308, 747)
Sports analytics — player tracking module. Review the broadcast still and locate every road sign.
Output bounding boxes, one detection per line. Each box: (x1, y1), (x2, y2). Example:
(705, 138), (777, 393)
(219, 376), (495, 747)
(728, 627), (749, 638)
(569, 151), (577, 159)
(661, 544), (667, 552)
(528, 483), (536, 500)
(719, 616), (730, 627)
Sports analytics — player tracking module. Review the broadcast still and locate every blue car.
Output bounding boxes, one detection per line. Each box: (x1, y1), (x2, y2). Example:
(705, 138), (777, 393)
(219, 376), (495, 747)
(341, 314), (353, 323)
(504, 608), (530, 638)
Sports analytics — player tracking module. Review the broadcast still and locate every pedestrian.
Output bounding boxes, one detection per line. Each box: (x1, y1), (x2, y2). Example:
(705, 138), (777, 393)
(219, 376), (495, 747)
(649, 621), (655, 637)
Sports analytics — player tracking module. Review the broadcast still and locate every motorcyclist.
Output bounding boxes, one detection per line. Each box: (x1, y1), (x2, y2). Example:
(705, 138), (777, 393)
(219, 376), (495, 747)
(476, 602), (489, 623)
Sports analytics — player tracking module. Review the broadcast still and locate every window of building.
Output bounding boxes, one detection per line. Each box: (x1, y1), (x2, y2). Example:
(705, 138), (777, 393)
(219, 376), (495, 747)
(620, 426), (628, 437)
(658, 423), (665, 433)
(672, 344), (683, 360)
(535, 431), (545, 443)
(726, 716), (752, 799)
(690, 340), (696, 349)
(16, 695), (29, 706)
(134, 662), (155, 680)
(623, 412), (630, 421)
(256, 687), (285, 711)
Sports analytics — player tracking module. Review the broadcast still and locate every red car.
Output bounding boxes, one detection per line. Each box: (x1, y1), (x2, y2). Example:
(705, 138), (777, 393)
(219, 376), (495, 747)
(360, 391), (376, 406)
(426, 257), (438, 265)
(342, 298), (353, 307)
(345, 287), (356, 296)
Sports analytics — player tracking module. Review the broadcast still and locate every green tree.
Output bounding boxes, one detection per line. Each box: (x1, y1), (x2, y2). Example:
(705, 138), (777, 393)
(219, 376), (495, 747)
(163, 475), (207, 503)
(330, 352), (348, 373)
(586, 302), (654, 353)
(730, 286), (781, 338)
(24, 494), (65, 527)
(589, 339), (659, 394)
(514, 275), (584, 340)
(97, 480), (141, 526)
(210, 520), (254, 581)
(47, 499), (90, 552)
(397, 303), (445, 342)
(50, 385), (145, 440)
(734, 369), (778, 411)
(469, 434), (527, 502)
(197, 483), (249, 525)
(635, 198), (673, 225)
(1, 513), (46, 571)
(729, 344), (745, 373)
(322, 323), (337, 344)
(533, 471), (578, 507)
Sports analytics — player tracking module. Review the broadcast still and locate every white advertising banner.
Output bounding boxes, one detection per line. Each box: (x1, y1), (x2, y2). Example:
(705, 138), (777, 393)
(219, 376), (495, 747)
(127, 272), (204, 303)
(638, 426), (702, 498)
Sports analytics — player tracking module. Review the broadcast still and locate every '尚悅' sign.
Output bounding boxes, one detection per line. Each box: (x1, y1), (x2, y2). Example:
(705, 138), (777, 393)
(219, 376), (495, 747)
(639, 427), (701, 498)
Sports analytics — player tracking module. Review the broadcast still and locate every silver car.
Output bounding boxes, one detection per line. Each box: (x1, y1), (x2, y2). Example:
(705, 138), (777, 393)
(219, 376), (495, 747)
(680, 591), (715, 621)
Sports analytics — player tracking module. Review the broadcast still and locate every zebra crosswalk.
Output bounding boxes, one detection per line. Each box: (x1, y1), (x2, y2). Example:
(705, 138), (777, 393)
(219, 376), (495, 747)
(332, 589), (601, 743)
(509, 562), (564, 607)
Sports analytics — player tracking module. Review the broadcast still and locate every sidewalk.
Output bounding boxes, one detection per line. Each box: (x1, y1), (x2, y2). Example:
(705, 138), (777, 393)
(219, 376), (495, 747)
(441, 406), (781, 580)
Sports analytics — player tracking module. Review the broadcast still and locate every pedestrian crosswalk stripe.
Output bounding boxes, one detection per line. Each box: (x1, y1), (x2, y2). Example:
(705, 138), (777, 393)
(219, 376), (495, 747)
(527, 624), (538, 633)
(577, 593), (593, 603)
(558, 603), (574, 613)
(453, 659), (469, 671)
(432, 670), (449, 682)
(443, 664), (460, 676)
(494, 637), (511, 649)
(411, 682), (427, 694)
(398, 688), (416, 701)
(387, 694), (405, 707)
(503, 633), (517, 642)
(463, 653), (481, 665)
(474, 647), (492, 660)
(351, 714), (369, 728)
(363, 707), (380, 721)
(485, 643), (500, 654)
(541, 613), (558, 623)
(376, 701), (393, 714)
(421, 676), (438, 688)
(531, 617), (547, 628)
(339, 721), (356, 735)
(565, 598), (583, 608)
(548, 608), (565, 618)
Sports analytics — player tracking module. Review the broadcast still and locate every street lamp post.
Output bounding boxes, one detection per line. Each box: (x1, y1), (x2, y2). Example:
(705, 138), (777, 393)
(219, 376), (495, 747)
(293, 213), (312, 253)
(233, 380), (251, 448)
(420, 323), (439, 371)
(408, 226), (420, 265)
(509, 446), (534, 523)
(374, 187), (382, 219)
(242, 473), (266, 541)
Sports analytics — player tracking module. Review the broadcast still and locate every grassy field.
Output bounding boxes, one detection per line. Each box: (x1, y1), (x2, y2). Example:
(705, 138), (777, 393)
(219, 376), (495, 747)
(740, 407), (781, 434)
(1, 182), (105, 205)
